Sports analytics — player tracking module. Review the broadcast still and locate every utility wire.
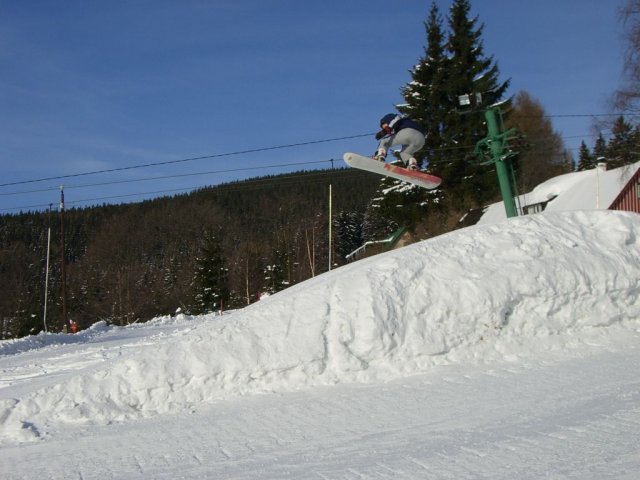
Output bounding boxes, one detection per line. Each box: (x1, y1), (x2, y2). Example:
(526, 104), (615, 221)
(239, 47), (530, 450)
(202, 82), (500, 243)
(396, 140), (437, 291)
(0, 132), (373, 188)
(0, 159), (332, 197)
(0, 131), (609, 199)
(1, 168), (374, 212)
(0, 112), (629, 189)
(0, 113), (629, 210)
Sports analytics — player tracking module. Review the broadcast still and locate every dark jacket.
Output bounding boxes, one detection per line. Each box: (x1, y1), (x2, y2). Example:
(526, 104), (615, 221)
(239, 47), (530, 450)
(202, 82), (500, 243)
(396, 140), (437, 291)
(377, 114), (424, 139)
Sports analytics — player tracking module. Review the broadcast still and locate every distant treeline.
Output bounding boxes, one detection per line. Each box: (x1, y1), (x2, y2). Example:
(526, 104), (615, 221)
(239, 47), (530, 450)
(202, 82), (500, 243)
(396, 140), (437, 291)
(0, 168), (383, 337)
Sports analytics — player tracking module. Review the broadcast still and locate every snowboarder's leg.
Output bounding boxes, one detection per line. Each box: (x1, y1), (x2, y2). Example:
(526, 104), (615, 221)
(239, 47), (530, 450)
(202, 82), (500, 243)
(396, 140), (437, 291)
(375, 135), (394, 161)
(393, 129), (425, 167)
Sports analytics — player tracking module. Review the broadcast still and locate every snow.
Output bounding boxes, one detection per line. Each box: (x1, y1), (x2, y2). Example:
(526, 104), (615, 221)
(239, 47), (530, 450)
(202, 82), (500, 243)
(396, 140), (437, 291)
(1, 210), (640, 478)
(479, 162), (640, 225)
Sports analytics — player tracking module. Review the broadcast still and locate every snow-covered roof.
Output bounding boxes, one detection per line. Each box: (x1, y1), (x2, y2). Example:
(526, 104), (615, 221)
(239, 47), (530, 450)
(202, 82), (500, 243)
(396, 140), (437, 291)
(479, 162), (640, 225)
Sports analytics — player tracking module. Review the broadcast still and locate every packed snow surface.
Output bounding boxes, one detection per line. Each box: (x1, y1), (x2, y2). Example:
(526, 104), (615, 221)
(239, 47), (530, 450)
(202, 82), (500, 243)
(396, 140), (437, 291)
(1, 210), (639, 478)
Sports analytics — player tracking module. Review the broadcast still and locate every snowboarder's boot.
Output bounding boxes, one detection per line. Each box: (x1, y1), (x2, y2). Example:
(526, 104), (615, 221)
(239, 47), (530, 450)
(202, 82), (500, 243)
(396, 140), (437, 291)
(373, 148), (386, 162)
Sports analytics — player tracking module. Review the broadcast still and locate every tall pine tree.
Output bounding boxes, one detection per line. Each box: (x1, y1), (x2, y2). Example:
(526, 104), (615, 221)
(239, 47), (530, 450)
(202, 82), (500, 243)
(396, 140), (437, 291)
(400, 0), (510, 210)
(443, 0), (510, 207)
(400, 3), (448, 169)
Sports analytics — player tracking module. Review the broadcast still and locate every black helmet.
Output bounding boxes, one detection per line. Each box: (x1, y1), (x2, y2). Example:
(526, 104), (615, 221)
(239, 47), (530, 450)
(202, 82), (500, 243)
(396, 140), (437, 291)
(380, 113), (396, 127)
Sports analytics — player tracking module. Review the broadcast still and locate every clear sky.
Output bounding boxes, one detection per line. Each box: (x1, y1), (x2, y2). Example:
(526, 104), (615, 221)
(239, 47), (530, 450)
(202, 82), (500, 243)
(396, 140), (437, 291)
(0, 0), (627, 212)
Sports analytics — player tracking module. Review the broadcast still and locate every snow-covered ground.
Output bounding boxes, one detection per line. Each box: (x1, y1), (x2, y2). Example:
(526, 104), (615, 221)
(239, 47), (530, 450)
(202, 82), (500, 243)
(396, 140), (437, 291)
(1, 210), (639, 479)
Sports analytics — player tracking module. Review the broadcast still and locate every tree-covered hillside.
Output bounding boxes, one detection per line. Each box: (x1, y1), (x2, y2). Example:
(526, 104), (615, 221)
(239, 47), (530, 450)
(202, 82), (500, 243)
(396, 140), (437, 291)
(0, 168), (382, 337)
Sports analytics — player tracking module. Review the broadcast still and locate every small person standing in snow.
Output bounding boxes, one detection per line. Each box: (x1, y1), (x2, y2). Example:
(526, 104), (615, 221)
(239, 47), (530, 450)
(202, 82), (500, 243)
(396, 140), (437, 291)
(374, 113), (425, 170)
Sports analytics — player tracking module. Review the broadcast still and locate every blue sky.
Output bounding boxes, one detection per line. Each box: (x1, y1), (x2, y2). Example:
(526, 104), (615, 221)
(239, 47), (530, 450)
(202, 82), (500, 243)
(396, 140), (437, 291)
(0, 0), (627, 212)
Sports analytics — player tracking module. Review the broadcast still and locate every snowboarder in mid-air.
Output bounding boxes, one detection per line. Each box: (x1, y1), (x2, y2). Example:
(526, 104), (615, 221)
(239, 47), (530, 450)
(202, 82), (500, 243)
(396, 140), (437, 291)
(374, 113), (425, 171)
(343, 112), (441, 189)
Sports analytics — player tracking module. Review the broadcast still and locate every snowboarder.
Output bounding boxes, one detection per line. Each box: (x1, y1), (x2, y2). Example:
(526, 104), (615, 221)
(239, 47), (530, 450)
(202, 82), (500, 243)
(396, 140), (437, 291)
(374, 113), (425, 170)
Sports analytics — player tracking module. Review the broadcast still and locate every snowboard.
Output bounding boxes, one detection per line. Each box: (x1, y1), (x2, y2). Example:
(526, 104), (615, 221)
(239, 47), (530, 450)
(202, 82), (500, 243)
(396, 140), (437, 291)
(343, 152), (442, 190)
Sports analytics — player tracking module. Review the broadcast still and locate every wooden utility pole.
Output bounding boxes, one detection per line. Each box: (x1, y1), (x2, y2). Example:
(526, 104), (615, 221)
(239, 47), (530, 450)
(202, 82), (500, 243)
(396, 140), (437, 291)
(328, 184), (332, 271)
(43, 204), (52, 332)
(59, 186), (68, 331)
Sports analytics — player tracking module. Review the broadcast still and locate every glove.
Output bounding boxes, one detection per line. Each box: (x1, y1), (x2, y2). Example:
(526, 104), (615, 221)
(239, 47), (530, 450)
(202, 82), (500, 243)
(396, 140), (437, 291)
(375, 129), (386, 140)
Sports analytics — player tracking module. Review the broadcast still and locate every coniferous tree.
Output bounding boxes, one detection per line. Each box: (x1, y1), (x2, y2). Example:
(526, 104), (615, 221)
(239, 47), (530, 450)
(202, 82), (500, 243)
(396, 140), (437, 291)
(390, 2), (450, 228)
(262, 249), (288, 296)
(362, 181), (400, 242)
(606, 116), (639, 168)
(577, 141), (595, 171)
(400, 2), (448, 169)
(192, 231), (229, 314)
(399, 0), (509, 211)
(440, 0), (510, 207)
(334, 210), (365, 261)
(593, 133), (607, 162)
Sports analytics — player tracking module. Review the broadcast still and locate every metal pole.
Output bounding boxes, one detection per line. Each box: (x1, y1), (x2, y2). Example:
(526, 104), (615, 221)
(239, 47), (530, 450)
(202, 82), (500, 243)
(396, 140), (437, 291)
(485, 108), (518, 218)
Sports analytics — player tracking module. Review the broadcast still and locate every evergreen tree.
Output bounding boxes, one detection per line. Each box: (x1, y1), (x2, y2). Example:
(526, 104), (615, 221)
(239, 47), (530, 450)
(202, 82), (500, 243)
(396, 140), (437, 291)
(262, 248), (288, 296)
(399, 0), (509, 211)
(593, 133), (607, 161)
(362, 180), (400, 242)
(334, 210), (365, 261)
(577, 141), (595, 171)
(378, 183), (434, 231)
(606, 116), (639, 168)
(192, 231), (229, 313)
(400, 2), (448, 169)
(440, 0), (510, 207)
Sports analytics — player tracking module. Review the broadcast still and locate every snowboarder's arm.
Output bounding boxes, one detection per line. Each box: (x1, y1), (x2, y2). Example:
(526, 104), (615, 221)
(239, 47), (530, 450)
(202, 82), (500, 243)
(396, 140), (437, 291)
(375, 129), (389, 140)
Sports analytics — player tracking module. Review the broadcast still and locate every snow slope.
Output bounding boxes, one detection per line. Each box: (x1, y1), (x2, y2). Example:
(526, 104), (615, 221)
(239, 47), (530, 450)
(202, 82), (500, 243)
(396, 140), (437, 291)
(1, 210), (639, 478)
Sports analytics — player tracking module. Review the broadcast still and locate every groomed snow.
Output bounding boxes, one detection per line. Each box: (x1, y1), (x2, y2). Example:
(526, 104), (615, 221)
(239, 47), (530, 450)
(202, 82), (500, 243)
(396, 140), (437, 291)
(1, 210), (639, 478)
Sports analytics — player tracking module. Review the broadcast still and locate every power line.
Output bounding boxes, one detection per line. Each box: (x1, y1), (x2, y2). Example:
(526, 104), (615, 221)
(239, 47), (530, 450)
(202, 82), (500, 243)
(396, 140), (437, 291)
(0, 132), (373, 188)
(0, 159), (332, 197)
(544, 113), (639, 119)
(2, 111), (631, 188)
(2, 130), (603, 198)
(0, 112), (629, 190)
(0, 168), (375, 213)
(0, 113), (631, 210)
(0, 139), (613, 210)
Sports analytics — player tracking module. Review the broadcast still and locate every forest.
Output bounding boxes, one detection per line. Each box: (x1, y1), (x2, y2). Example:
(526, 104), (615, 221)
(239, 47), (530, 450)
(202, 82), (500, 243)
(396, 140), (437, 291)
(0, 168), (384, 336)
(2, 0), (638, 338)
